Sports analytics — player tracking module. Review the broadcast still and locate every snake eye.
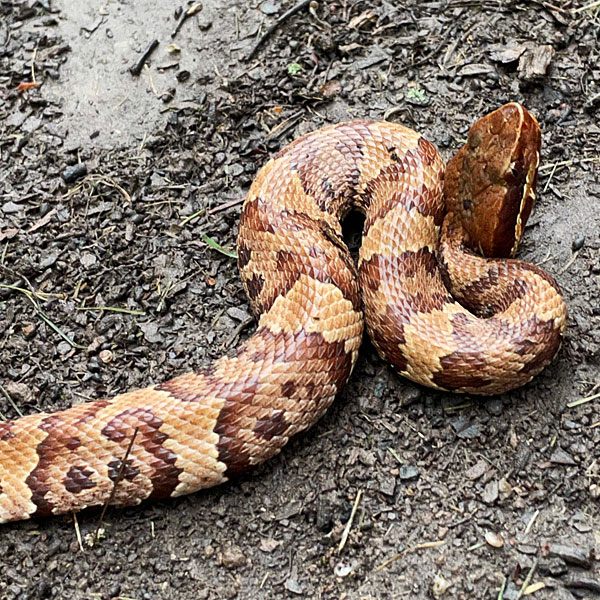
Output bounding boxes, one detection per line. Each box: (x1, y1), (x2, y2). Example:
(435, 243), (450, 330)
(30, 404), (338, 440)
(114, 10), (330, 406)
(509, 159), (524, 181)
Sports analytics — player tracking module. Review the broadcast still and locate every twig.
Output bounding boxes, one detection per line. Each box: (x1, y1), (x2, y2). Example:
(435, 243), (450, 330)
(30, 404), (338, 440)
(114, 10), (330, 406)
(398, 25), (454, 76)
(539, 156), (600, 172)
(208, 197), (244, 215)
(516, 559), (538, 599)
(558, 248), (581, 275)
(224, 316), (255, 349)
(523, 509), (539, 535)
(338, 489), (362, 552)
(73, 512), (84, 552)
(0, 284), (86, 350)
(542, 162), (557, 193)
(179, 208), (206, 227)
(76, 305), (146, 316)
(0, 283), (54, 300)
(266, 110), (304, 139)
(129, 40), (159, 76)
(95, 426), (139, 542)
(0, 383), (23, 418)
(374, 540), (445, 571)
(30, 46), (37, 84)
(245, 0), (312, 61)
(63, 174), (131, 204)
(28, 207), (57, 233)
(573, 0), (600, 12)
(567, 390), (600, 408)
(171, 2), (203, 38)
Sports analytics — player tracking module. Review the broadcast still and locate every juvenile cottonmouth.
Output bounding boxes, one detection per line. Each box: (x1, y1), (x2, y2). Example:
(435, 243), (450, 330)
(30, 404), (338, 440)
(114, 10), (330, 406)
(0, 103), (566, 523)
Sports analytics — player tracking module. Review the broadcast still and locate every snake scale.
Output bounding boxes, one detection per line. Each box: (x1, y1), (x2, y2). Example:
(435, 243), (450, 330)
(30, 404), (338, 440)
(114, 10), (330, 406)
(0, 103), (566, 524)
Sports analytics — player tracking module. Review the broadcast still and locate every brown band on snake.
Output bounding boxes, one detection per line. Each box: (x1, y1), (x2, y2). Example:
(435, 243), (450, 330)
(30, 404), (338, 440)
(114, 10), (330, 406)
(0, 423), (16, 441)
(0, 104), (566, 523)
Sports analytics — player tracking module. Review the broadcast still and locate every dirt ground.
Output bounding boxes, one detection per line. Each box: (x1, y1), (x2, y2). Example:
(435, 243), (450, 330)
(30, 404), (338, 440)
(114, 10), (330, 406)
(1, 0), (599, 598)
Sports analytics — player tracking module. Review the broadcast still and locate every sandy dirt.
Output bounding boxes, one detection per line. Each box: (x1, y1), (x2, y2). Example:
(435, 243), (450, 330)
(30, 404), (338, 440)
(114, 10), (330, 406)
(0, 1), (599, 599)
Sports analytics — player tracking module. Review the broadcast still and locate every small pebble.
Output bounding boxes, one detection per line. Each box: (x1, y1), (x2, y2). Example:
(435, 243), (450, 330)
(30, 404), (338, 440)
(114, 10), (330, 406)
(220, 545), (246, 569)
(550, 448), (577, 466)
(465, 459), (489, 480)
(40, 254), (58, 269)
(484, 397), (503, 416)
(431, 574), (451, 597)
(99, 349), (114, 364)
(1, 201), (22, 214)
(379, 477), (396, 496)
(80, 252), (97, 268)
(334, 561), (355, 577)
(62, 163), (87, 183)
(482, 480), (499, 504)
(261, 1), (280, 15)
(57, 341), (72, 355)
(572, 236), (585, 251)
(4, 382), (33, 404)
(485, 531), (504, 548)
(548, 543), (591, 569)
(225, 163), (244, 177)
(398, 465), (419, 481)
(226, 306), (252, 322)
(284, 577), (304, 595)
(498, 477), (512, 497)
(22, 323), (36, 337)
(139, 322), (163, 344)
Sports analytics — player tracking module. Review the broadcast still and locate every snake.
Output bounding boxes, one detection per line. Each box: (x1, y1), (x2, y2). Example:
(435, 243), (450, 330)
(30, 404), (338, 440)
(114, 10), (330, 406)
(0, 103), (566, 524)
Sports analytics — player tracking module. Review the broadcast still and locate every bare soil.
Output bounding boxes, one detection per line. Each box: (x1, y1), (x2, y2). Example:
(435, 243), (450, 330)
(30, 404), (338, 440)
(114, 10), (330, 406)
(1, 1), (599, 599)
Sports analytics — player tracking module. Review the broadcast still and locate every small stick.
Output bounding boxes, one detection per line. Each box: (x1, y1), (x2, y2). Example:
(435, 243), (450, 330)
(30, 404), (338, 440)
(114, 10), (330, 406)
(208, 197), (244, 215)
(76, 306), (146, 316)
(567, 390), (600, 408)
(523, 509), (539, 535)
(0, 284), (86, 350)
(171, 3), (203, 38)
(179, 208), (206, 227)
(130, 40), (159, 76)
(30, 46), (38, 84)
(73, 512), (84, 552)
(0, 383), (23, 418)
(339, 489), (362, 552)
(95, 427), (139, 542)
(516, 559), (538, 599)
(573, 0), (600, 12)
(539, 156), (600, 172)
(558, 248), (581, 275)
(398, 25), (453, 76)
(245, 0), (312, 61)
(374, 540), (445, 571)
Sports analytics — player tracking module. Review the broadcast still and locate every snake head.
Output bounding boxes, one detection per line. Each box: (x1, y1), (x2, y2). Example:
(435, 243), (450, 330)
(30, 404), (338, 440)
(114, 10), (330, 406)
(444, 102), (541, 258)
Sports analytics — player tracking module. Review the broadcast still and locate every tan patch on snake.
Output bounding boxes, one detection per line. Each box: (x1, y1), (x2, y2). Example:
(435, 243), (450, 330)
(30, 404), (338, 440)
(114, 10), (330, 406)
(360, 204), (438, 263)
(0, 413), (48, 521)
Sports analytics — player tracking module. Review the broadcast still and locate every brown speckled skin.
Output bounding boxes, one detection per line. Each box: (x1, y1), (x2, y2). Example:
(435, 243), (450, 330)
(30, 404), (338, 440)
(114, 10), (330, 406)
(0, 104), (566, 524)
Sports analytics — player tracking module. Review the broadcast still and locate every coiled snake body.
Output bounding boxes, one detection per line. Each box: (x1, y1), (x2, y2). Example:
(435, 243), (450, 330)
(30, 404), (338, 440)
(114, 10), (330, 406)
(0, 103), (566, 523)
